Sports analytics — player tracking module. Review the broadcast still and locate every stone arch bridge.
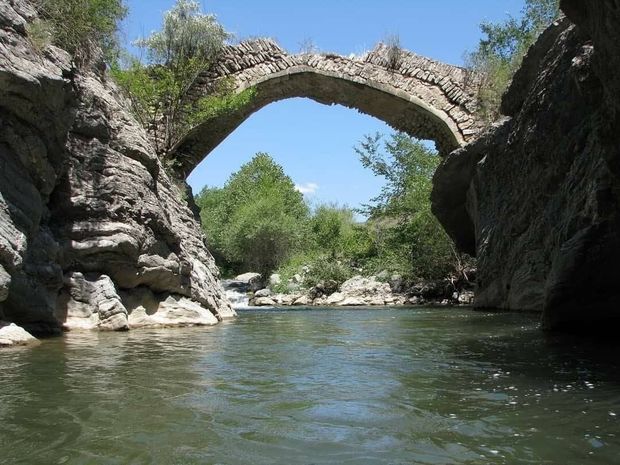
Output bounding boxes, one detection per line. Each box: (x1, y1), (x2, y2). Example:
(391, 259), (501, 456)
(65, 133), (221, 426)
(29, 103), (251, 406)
(172, 39), (483, 177)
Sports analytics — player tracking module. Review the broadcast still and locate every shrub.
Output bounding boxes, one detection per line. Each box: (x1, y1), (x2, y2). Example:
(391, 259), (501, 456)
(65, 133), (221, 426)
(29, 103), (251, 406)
(385, 34), (403, 70)
(34, 0), (127, 64)
(467, 0), (560, 122)
(111, 0), (246, 160)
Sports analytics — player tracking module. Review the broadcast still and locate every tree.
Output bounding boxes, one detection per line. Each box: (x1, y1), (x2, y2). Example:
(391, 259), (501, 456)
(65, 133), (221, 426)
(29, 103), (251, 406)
(467, 0), (560, 122)
(355, 133), (458, 279)
(32, 0), (127, 64)
(196, 153), (309, 277)
(112, 0), (254, 163)
(310, 204), (356, 259)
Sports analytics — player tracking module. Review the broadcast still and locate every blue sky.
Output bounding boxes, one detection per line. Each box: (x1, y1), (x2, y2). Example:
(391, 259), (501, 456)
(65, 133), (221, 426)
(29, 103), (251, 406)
(122, 1), (526, 211)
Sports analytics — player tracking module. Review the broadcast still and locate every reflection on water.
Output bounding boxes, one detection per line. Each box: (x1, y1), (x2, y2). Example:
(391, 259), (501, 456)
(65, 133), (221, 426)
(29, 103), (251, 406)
(0, 307), (619, 465)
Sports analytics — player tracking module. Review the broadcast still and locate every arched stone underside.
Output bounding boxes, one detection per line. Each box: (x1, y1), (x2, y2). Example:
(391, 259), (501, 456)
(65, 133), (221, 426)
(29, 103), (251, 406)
(172, 40), (483, 177)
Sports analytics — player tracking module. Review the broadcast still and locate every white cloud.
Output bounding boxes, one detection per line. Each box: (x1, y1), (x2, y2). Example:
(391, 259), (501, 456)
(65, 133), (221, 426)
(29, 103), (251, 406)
(295, 182), (319, 195)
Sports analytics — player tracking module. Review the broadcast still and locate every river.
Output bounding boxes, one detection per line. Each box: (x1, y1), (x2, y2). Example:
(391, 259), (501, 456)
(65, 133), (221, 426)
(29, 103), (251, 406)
(0, 307), (619, 464)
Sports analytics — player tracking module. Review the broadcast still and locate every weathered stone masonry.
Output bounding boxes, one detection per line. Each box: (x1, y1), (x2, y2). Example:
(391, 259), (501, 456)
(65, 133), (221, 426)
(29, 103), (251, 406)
(172, 39), (483, 176)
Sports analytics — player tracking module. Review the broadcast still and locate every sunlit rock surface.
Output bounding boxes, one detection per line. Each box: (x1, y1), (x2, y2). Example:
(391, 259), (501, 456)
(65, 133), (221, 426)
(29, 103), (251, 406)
(0, 0), (234, 334)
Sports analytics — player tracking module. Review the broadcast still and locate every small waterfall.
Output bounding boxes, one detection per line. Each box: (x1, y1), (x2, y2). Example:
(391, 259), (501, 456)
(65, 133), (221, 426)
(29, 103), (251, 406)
(222, 279), (251, 309)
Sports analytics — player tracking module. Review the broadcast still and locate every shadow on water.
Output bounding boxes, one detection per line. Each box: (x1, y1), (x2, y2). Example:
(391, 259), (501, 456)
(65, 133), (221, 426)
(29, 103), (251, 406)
(447, 311), (620, 387)
(1, 307), (619, 465)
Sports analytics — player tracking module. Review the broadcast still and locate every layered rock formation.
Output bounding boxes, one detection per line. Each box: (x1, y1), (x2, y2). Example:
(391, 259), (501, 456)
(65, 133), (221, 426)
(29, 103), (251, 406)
(432, 1), (620, 331)
(0, 1), (234, 335)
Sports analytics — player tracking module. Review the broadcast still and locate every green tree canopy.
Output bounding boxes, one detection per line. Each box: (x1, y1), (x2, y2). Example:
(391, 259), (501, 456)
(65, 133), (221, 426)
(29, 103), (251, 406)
(355, 133), (458, 279)
(196, 153), (309, 277)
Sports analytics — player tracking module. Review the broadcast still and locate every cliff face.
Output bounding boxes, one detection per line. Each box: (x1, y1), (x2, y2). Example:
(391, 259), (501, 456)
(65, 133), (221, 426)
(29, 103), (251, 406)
(432, 1), (620, 331)
(0, 1), (234, 334)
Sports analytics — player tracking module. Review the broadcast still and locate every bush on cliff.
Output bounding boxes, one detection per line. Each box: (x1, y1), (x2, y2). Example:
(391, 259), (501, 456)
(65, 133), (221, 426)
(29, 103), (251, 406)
(32, 0), (127, 64)
(468, 0), (560, 122)
(112, 0), (253, 163)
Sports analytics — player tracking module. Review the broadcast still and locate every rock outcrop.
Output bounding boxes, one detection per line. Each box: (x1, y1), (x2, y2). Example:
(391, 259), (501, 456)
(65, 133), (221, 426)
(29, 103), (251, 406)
(0, 1), (234, 336)
(0, 321), (39, 347)
(432, 1), (620, 331)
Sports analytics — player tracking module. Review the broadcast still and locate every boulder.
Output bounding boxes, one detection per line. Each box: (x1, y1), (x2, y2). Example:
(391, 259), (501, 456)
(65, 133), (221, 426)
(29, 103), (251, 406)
(458, 291), (475, 305)
(326, 292), (345, 305)
(56, 272), (128, 331)
(389, 274), (404, 293)
(253, 297), (276, 307)
(235, 272), (262, 285)
(273, 294), (298, 306)
(0, 322), (39, 347)
(254, 288), (272, 298)
(293, 295), (311, 306)
(337, 297), (365, 306)
(269, 273), (281, 286)
(340, 276), (392, 299)
(123, 290), (219, 328)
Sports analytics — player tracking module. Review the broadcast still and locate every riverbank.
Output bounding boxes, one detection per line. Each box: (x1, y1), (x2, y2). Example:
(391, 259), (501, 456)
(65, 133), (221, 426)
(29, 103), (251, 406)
(224, 273), (475, 309)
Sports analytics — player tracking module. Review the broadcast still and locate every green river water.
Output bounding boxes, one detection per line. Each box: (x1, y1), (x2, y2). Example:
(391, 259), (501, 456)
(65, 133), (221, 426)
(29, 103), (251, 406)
(0, 307), (619, 465)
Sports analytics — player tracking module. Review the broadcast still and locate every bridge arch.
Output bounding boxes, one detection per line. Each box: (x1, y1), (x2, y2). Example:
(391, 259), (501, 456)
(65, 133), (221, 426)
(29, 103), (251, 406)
(172, 40), (482, 178)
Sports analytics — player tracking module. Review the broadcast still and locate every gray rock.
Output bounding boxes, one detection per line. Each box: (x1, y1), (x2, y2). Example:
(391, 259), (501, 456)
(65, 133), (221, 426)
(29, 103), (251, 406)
(254, 288), (272, 298)
(122, 289), (218, 328)
(0, 322), (39, 347)
(235, 272), (261, 283)
(458, 291), (475, 305)
(57, 272), (128, 331)
(234, 273), (262, 291)
(0, 266), (9, 302)
(432, 9), (620, 331)
(366, 296), (387, 306)
(326, 292), (345, 305)
(340, 276), (392, 299)
(337, 297), (365, 306)
(0, 1), (234, 332)
(389, 274), (404, 293)
(293, 295), (311, 306)
(269, 273), (281, 286)
(272, 294), (298, 306)
(376, 270), (390, 281)
(253, 297), (276, 307)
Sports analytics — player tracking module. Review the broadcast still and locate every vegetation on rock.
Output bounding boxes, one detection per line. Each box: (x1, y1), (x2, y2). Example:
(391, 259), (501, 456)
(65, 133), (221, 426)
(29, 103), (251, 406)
(467, 0), (560, 123)
(31, 0), (127, 64)
(112, 0), (254, 163)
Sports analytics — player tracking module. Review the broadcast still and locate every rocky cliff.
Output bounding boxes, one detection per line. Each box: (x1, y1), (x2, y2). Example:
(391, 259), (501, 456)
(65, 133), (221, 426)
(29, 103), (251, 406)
(432, 0), (620, 331)
(0, 1), (234, 335)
